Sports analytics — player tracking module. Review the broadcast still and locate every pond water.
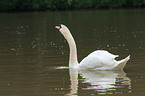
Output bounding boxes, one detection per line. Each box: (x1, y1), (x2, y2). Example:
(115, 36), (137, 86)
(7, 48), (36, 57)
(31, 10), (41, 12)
(0, 9), (145, 96)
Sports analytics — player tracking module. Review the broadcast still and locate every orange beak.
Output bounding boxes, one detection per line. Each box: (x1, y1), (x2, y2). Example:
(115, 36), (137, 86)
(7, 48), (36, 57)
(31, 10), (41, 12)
(55, 26), (60, 29)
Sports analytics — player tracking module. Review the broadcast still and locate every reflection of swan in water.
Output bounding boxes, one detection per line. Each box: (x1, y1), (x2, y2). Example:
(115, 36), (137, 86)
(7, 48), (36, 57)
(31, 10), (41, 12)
(65, 69), (131, 96)
(65, 69), (78, 96)
(79, 70), (131, 92)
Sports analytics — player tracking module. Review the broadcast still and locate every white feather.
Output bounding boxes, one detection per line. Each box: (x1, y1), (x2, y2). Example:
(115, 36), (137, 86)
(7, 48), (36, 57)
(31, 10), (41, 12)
(56, 24), (130, 70)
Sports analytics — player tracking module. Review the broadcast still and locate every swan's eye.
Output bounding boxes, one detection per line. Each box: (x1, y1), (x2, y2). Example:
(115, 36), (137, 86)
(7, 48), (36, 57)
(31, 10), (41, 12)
(59, 24), (63, 29)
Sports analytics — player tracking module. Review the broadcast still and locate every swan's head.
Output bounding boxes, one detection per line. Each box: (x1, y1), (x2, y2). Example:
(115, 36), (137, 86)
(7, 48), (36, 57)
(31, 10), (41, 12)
(55, 24), (70, 35)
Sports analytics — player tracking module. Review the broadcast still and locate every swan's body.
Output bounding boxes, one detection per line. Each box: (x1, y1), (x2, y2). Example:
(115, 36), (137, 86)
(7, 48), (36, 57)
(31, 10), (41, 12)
(55, 24), (130, 70)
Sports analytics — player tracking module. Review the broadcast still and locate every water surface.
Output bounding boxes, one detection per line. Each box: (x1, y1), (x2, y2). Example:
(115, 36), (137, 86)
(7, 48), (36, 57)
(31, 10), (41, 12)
(0, 9), (145, 96)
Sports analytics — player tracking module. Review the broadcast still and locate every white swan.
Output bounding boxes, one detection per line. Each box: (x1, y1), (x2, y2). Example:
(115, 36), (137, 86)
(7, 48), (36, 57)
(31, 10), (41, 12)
(55, 24), (130, 70)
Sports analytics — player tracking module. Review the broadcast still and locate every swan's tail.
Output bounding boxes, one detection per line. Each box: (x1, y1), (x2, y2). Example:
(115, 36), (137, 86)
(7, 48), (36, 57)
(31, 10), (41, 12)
(114, 55), (130, 70)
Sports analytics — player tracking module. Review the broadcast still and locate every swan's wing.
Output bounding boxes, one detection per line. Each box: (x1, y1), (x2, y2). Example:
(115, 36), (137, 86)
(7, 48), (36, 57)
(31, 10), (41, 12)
(90, 50), (119, 59)
(79, 50), (118, 70)
(79, 55), (118, 70)
(79, 55), (104, 69)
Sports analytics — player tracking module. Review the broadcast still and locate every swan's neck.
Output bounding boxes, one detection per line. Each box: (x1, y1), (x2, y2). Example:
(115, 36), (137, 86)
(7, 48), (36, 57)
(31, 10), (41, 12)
(63, 31), (79, 68)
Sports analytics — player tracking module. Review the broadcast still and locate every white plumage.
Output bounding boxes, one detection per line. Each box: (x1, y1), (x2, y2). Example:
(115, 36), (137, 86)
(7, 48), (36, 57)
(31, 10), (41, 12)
(79, 50), (130, 70)
(55, 24), (130, 70)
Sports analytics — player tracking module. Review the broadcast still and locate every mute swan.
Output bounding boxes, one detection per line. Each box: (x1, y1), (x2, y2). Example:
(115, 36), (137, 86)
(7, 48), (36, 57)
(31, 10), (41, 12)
(55, 24), (130, 70)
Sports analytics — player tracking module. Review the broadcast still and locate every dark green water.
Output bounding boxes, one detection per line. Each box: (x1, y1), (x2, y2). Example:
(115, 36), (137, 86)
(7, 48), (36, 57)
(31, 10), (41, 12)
(0, 9), (145, 96)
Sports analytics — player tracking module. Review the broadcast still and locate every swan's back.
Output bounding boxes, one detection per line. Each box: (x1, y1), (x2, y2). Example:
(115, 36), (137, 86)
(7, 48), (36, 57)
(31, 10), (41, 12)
(79, 50), (122, 70)
(89, 50), (118, 59)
